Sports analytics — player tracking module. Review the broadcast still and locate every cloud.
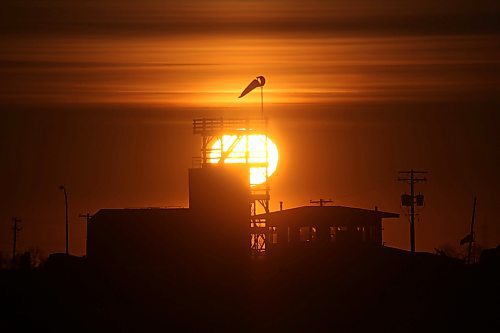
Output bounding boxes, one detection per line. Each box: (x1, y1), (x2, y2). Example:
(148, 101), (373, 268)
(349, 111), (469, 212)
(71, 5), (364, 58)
(1, 0), (499, 38)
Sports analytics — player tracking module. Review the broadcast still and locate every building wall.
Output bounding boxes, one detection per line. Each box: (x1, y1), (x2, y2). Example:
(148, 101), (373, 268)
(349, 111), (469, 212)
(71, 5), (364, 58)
(188, 165), (250, 262)
(86, 166), (252, 273)
(86, 209), (193, 270)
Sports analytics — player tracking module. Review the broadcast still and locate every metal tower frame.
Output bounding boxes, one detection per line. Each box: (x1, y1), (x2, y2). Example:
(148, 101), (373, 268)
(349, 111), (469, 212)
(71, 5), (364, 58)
(193, 117), (271, 253)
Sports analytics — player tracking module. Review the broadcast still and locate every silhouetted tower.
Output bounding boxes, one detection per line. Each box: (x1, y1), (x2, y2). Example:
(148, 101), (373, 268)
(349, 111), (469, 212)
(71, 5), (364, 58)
(398, 170), (427, 253)
(193, 117), (271, 253)
(12, 217), (22, 266)
(310, 199), (333, 207)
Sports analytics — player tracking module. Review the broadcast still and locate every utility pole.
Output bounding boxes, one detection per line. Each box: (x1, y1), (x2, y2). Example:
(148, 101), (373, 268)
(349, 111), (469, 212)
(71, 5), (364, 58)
(467, 196), (477, 265)
(12, 217), (22, 267)
(79, 213), (92, 255)
(310, 199), (333, 207)
(79, 213), (91, 223)
(398, 170), (427, 254)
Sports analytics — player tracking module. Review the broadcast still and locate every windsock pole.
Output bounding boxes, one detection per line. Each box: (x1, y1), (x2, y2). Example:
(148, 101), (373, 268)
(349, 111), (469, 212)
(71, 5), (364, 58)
(261, 86), (264, 118)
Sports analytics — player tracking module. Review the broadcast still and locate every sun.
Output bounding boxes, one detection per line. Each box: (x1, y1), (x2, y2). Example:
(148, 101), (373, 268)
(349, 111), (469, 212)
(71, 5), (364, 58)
(209, 134), (278, 185)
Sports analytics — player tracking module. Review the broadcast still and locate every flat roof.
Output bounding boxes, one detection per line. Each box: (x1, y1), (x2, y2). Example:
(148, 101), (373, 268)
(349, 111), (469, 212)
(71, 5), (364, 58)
(257, 206), (399, 226)
(90, 207), (190, 224)
(263, 206), (398, 218)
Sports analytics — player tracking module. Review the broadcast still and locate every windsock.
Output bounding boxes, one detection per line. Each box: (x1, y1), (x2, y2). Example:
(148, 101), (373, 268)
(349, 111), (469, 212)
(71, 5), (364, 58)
(239, 76), (266, 98)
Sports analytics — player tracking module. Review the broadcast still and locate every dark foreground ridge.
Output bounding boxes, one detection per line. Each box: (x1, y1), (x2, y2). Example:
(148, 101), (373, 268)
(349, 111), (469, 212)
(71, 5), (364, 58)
(2, 137), (498, 331)
(1, 246), (499, 332)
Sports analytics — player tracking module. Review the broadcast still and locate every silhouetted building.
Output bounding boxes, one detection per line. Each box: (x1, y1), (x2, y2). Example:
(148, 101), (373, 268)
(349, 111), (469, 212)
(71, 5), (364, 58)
(262, 206), (398, 250)
(87, 208), (192, 270)
(87, 148), (399, 267)
(87, 166), (251, 269)
(88, 186), (397, 269)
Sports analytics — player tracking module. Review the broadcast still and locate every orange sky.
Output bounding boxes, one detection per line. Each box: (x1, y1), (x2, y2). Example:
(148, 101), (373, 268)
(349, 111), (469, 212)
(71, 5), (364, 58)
(1, 1), (500, 256)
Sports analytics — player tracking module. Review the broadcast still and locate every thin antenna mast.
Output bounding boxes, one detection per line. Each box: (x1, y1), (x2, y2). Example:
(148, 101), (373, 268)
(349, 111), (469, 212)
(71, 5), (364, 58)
(261, 85), (264, 118)
(467, 196), (477, 264)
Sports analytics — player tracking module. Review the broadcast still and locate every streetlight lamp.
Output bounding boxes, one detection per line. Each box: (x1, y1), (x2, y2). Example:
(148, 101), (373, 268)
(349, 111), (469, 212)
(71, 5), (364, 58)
(59, 185), (69, 255)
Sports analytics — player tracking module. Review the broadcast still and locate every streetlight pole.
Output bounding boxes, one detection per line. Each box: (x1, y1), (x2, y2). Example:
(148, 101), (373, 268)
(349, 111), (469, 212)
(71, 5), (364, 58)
(59, 185), (69, 255)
